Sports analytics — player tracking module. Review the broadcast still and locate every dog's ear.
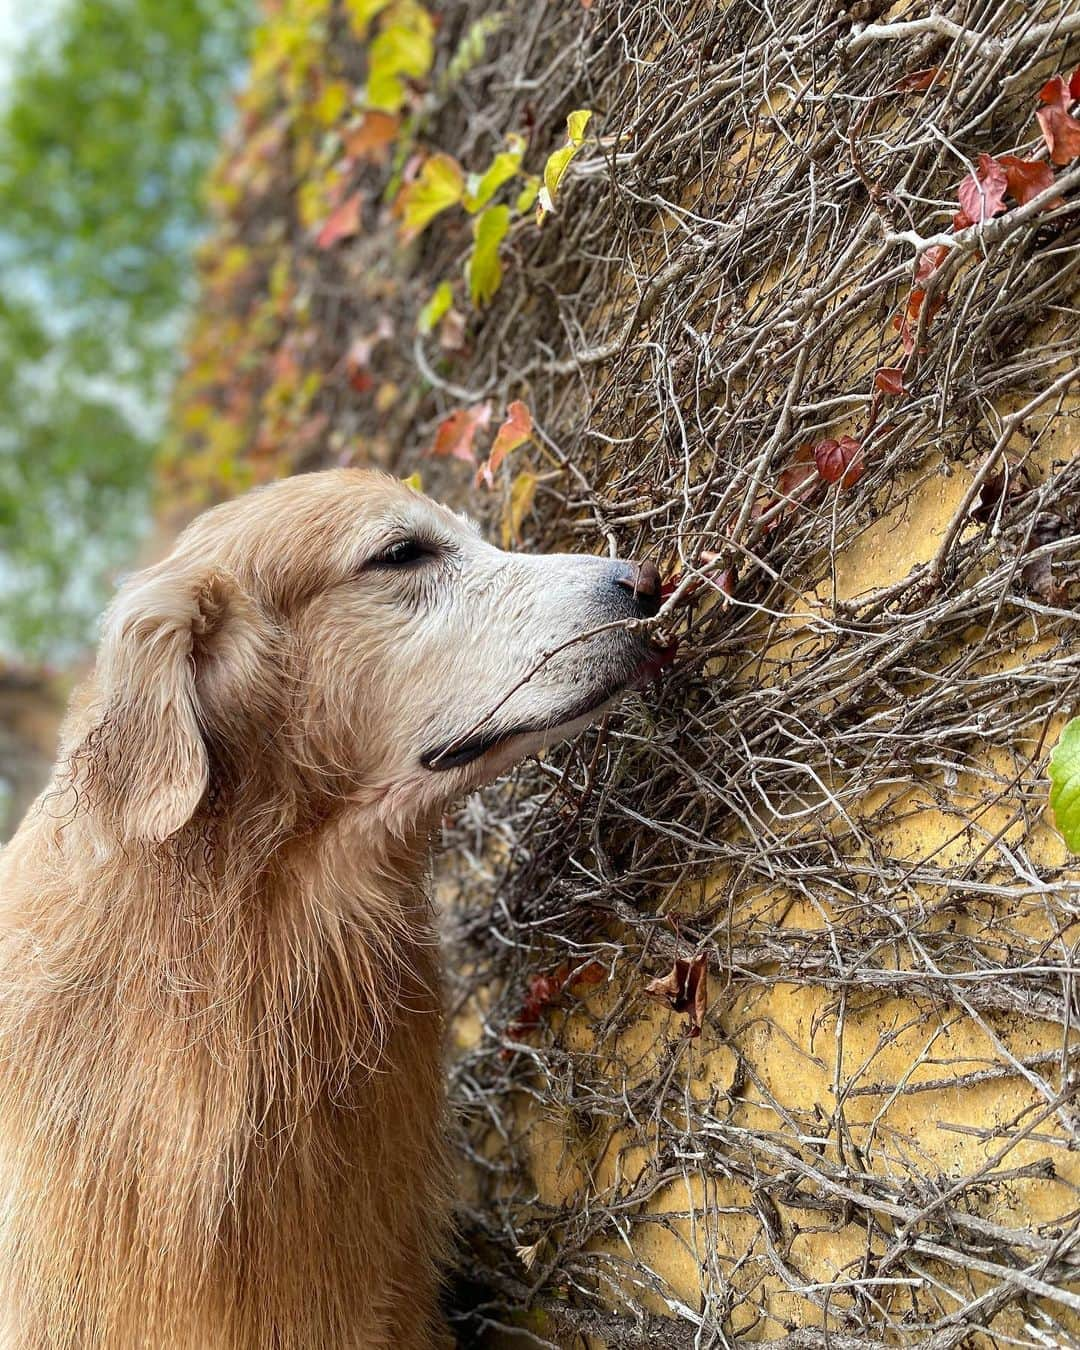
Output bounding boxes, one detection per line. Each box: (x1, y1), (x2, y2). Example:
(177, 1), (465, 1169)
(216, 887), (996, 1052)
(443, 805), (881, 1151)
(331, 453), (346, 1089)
(79, 562), (271, 843)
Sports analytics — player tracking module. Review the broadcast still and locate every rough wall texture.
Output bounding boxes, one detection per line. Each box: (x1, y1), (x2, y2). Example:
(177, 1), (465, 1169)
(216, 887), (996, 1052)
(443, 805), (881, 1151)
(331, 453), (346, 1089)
(170, 0), (1080, 1344)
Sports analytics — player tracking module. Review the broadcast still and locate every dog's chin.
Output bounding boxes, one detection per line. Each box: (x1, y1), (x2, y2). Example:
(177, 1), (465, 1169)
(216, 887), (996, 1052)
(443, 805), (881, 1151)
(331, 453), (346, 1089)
(420, 657), (651, 779)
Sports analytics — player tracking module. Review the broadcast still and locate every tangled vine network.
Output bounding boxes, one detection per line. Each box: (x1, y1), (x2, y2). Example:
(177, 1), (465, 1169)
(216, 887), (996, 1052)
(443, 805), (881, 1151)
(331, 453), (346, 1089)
(173, 0), (1080, 1344)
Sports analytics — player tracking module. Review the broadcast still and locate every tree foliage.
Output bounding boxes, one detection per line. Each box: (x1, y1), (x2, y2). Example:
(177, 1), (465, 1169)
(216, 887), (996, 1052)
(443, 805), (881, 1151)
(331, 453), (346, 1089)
(0, 0), (250, 658)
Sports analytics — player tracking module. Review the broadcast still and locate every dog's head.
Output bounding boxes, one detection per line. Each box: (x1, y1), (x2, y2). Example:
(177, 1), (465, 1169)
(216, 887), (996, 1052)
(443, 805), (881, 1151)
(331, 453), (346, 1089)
(72, 470), (664, 842)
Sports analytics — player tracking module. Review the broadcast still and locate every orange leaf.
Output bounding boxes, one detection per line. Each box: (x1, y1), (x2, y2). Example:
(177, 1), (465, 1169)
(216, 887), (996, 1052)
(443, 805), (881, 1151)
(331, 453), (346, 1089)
(315, 192), (361, 249)
(343, 111), (400, 162)
(428, 404), (491, 463)
(892, 67), (941, 93)
(475, 400), (533, 488)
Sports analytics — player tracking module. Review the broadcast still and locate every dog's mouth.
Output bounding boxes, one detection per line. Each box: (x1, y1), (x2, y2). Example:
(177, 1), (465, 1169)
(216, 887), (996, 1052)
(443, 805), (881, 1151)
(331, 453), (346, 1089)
(420, 643), (675, 773)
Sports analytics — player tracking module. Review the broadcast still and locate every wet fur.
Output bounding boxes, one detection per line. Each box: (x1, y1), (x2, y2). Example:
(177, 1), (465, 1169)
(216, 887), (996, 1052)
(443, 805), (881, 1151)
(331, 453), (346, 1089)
(0, 469), (645, 1348)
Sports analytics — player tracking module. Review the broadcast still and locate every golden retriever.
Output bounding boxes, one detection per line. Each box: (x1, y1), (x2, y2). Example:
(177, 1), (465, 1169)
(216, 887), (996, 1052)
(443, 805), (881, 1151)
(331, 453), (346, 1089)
(0, 469), (662, 1349)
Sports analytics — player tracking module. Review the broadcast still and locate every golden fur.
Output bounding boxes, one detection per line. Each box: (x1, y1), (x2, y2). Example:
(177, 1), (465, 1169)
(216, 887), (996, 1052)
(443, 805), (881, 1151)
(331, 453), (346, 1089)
(0, 470), (655, 1348)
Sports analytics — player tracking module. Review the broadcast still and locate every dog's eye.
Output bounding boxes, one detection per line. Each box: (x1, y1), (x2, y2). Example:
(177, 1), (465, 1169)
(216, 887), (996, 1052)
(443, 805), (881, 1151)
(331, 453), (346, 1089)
(368, 538), (433, 568)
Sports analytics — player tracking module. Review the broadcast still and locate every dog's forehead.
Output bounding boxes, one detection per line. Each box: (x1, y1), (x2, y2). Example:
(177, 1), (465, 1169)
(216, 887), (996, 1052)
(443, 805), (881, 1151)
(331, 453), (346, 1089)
(178, 468), (481, 595)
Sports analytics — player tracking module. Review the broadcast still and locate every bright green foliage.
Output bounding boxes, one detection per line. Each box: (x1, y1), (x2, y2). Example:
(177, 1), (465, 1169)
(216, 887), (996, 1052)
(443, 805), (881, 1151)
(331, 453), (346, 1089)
(464, 135), (525, 213)
(1048, 717), (1080, 852)
(417, 282), (454, 334)
(468, 206), (510, 306)
(0, 0), (250, 658)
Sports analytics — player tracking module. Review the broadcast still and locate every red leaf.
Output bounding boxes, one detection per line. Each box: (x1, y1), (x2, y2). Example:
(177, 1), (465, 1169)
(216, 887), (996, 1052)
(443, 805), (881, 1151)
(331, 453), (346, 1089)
(427, 403), (491, 463)
(892, 67), (941, 93)
(814, 435), (864, 488)
(915, 243), (950, 283)
(997, 154), (1060, 208)
(316, 192), (362, 249)
(644, 953), (709, 1038)
(1039, 75), (1070, 110)
(1071, 66), (1080, 103)
(777, 442), (818, 504)
(874, 367), (905, 397)
(951, 208), (973, 231)
(957, 153), (1008, 224)
(475, 400), (533, 488)
(1037, 104), (1080, 166)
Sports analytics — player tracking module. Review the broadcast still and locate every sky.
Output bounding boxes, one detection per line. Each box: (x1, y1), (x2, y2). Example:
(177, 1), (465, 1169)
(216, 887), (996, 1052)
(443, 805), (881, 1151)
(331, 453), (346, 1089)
(0, 0), (61, 100)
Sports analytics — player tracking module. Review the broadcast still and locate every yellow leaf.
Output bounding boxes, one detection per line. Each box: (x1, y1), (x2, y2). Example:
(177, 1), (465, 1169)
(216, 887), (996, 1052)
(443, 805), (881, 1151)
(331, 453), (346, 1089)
(542, 142), (578, 203)
(463, 134), (525, 212)
(401, 471), (423, 491)
(396, 153), (464, 237)
(566, 108), (592, 145)
(311, 79), (351, 126)
(501, 470), (537, 548)
(366, 4), (434, 111)
(418, 281), (453, 334)
(537, 109), (593, 221)
(344, 0), (393, 37)
(467, 205), (510, 307)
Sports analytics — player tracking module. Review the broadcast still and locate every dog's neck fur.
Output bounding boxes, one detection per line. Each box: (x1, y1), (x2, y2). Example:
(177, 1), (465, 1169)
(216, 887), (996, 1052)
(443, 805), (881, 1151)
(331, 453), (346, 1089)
(0, 794), (449, 1348)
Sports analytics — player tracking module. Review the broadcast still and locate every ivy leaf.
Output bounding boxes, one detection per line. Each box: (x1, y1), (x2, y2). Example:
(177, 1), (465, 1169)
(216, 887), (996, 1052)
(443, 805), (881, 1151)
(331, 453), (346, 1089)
(644, 953), (708, 1039)
(427, 403), (491, 463)
(417, 281), (454, 334)
(874, 367), (905, 397)
(396, 153), (464, 237)
(476, 400), (533, 487)
(957, 153), (1008, 224)
(814, 435), (863, 488)
(1037, 74), (1080, 165)
(343, 111), (400, 161)
(501, 469), (537, 547)
(315, 191), (362, 248)
(467, 204), (510, 307)
(463, 135), (526, 213)
(345, 0), (394, 37)
(1049, 718), (1080, 852)
(566, 109), (592, 144)
(998, 155), (1060, 208)
(366, 4), (434, 112)
(537, 108), (593, 220)
(891, 67), (942, 93)
(515, 176), (540, 213)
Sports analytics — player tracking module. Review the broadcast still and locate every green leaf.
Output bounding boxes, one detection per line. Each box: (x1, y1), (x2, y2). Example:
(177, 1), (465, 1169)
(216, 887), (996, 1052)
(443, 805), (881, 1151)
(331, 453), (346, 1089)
(418, 281), (453, 334)
(1049, 717), (1080, 851)
(515, 176), (540, 213)
(467, 204), (510, 307)
(464, 134), (525, 212)
(397, 153), (464, 235)
(566, 108), (592, 145)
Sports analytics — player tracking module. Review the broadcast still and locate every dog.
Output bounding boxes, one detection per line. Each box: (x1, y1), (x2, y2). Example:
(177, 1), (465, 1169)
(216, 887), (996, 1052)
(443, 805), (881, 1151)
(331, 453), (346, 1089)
(0, 469), (662, 1348)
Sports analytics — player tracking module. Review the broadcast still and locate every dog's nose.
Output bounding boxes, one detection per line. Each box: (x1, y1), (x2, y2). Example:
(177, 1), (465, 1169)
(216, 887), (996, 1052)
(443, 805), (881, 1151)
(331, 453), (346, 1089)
(615, 560), (662, 618)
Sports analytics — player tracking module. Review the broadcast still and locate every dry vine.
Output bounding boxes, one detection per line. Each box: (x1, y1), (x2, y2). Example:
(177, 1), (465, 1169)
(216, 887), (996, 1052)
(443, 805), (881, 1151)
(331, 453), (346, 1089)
(172, 0), (1080, 1344)
(423, 2), (1080, 1345)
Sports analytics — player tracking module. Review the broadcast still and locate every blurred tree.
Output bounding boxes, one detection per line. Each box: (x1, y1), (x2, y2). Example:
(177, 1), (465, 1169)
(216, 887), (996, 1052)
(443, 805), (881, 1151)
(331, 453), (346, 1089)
(0, 0), (251, 658)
